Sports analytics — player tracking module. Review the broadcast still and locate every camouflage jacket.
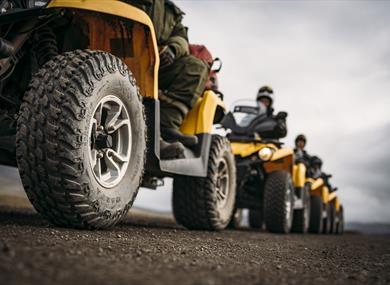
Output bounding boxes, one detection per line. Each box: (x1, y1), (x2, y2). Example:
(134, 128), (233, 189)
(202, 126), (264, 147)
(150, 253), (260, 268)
(125, 0), (189, 58)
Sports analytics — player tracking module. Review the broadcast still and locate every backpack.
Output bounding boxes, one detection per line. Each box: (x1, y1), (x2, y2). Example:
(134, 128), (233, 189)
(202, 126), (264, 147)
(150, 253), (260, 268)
(189, 44), (220, 92)
(189, 44), (214, 67)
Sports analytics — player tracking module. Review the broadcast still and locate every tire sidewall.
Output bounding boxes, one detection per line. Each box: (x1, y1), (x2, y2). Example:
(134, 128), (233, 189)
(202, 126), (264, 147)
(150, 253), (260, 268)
(214, 140), (236, 227)
(309, 195), (324, 233)
(81, 70), (145, 213)
(303, 183), (311, 231)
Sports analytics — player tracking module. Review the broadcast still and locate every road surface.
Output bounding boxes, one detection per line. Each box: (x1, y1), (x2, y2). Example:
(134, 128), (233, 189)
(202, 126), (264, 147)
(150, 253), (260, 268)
(0, 196), (389, 285)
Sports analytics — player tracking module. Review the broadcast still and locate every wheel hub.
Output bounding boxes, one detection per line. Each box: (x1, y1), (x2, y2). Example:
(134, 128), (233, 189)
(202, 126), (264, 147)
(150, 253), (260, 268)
(88, 95), (132, 188)
(95, 133), (113, 149)
(216, 159), (229, 209)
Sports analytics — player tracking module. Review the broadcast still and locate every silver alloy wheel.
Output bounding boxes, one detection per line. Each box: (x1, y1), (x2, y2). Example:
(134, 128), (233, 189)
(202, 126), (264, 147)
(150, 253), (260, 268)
(303, 191), (310, 229)
(285, 185), (293, 223)
(216, 158), (229, 209)
(88, 95), (132, 188)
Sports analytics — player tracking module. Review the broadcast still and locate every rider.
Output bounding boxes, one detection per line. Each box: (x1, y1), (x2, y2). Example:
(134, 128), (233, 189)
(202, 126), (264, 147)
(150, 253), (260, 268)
(125, 0), (209, 159)
(309, 155), (323, 179)
(250, 85), (288, 139)
(294, 134), (312, 166)
(256, 85), (275, 117)
(309, 156), (336, 192)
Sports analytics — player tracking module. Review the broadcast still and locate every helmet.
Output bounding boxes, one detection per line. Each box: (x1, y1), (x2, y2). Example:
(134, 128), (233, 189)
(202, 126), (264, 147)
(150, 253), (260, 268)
(311, 156), (322, 168)
(256, 85), (274, 105)
(295, 134), (307, 144)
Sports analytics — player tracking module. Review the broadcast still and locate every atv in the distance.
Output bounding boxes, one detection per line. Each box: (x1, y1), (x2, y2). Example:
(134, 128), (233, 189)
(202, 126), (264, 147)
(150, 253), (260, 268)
(0, 0), (236, 230)
(307, 175), (344, 234)
(222, 100), (296, 233)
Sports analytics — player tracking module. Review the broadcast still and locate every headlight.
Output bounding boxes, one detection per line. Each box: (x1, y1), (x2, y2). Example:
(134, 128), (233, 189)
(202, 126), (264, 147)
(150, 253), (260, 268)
(32, 0), (50, 7)
(22, 0), (49, 8)
(258, 147), (273, 161)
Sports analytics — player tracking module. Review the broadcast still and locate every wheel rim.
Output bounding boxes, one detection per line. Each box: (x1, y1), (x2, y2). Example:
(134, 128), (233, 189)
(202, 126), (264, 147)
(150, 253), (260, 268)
(88, 95), (132, 188)
(233, 209), (242, 225)
(285, 183), (293, 224)
(303, 189), (310, 229)
(216, 158), (229, 209)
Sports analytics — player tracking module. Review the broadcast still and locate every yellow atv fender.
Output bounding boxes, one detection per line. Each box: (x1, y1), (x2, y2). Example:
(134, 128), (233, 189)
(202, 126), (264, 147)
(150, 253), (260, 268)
(263, 147), (294, 174)
(308, 178), (330, 203)
(230, 142), (294, 169)
(49, 0), (159, 99)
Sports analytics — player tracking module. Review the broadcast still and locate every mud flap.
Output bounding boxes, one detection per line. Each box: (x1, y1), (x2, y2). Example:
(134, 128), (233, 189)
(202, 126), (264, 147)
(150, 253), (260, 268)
(143, 98), (211, 178)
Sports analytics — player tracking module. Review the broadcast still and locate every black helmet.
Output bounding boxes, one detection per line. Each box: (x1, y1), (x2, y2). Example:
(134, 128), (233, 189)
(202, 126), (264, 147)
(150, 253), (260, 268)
(256, 85), (274, 105)
(295, 134), (307, 144)
(311, 156), (322, 168)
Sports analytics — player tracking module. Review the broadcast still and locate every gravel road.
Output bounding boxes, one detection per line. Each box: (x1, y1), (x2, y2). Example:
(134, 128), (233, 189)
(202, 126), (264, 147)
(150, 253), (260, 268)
(0, 200), (389, 285)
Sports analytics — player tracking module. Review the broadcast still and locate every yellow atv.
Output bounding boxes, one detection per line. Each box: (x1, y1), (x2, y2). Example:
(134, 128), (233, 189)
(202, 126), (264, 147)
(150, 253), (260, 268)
(307, 176), (344, 234)
(222, 101), (295, 233)
(0, 0), (236, 230)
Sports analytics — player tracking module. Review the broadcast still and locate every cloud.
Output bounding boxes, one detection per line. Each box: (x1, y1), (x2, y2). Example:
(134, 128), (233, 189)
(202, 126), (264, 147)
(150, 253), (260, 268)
(143, 0), (389, 222)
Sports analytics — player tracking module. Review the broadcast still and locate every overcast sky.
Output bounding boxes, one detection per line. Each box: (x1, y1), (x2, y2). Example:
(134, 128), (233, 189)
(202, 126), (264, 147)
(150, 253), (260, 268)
(1, 0), (389, 224)
(134, 0), (390, 223)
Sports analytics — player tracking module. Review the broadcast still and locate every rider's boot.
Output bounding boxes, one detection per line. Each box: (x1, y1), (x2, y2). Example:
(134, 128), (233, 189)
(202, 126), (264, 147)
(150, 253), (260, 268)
(161, 127), (198, 147)
(160, 139), (185, 160)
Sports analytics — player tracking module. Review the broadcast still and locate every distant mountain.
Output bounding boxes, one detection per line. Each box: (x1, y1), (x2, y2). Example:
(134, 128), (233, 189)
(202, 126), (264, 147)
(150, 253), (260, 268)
(0, 165), (25, 197)
(346, 222), (390, 235)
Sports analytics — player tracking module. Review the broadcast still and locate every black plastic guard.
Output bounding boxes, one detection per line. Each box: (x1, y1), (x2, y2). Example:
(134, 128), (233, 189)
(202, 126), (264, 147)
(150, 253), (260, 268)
(143, 98), (211, 178)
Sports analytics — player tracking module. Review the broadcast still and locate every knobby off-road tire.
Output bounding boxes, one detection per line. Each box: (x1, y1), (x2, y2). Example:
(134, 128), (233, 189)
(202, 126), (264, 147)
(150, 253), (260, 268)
(264, 171), (295, 234)
(291, 183), (311, 233)
(33, 26), (59, 67)
(249, 209), (263, 229)
(309, 195), (323, 233)
(336, 206), (344, 234)
(227, 208), (243, 229)
(172, 136), (236, 230)
(16, 50), (146, 229)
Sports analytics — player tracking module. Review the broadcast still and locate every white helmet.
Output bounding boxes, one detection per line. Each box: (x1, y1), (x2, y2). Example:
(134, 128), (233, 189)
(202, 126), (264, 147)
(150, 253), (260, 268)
(256, 85), (274, 106)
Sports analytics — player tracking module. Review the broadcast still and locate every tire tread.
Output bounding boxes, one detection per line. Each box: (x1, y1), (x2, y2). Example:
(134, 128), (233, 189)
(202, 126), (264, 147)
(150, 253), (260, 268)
(16, 50), (144, 229)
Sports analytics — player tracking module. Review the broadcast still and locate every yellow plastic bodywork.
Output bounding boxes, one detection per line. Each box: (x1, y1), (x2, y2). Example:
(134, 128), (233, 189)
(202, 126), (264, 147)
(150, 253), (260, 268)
(230, 142), (275, 158)
(180, 90), (226, 135)
(263, 147), (294, 174)
(309, 178), (329, 203)
(328, 191), (337, 202)
(333, 196), (341, 212)
(328, 192), (341, 211)
(308, 177), (342, 210)
(293, 163), (307, 188)
(231, 141), (293, 174)
(310, 178), (324, 191)
(48, 0), (159, 99)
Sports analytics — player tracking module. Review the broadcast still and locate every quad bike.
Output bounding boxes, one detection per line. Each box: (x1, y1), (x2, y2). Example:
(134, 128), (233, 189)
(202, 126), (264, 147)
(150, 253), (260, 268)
(0, 0), (236, 230)
(307, 176), (344, 234)
(222, 100), (296, 233)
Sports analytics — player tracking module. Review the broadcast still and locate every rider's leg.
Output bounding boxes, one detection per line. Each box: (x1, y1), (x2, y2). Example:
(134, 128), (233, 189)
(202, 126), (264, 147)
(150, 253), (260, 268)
(159, 55), (209, 147)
